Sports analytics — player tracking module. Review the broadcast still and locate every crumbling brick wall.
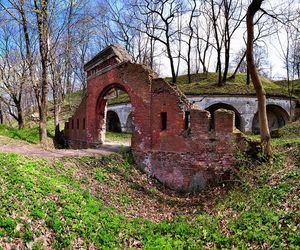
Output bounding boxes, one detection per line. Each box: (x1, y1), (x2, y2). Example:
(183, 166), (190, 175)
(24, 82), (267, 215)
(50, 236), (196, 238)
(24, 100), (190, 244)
(64, 45), (240, 192)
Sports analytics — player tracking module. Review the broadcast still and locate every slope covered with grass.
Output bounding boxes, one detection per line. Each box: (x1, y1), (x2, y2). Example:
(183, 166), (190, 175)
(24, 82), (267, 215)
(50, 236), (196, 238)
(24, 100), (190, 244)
(0, 125), (40, 144)
(275, 79), (300, 97)
(167, 72), (292, 97)
(0, 130), (299, 248)
(271, 121), (300, 146)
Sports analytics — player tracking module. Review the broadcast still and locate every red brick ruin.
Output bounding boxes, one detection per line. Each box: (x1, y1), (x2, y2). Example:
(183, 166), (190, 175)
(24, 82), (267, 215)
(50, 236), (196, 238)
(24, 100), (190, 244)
(65, 45), (241, 192)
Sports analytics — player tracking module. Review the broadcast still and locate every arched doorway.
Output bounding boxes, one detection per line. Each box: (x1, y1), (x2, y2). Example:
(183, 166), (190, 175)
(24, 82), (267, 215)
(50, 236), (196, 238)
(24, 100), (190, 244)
(106, 111), (121, 132)
(96, 84), (132, 146)
(252, 104), (290, 133)
(205, 103), (242, 130)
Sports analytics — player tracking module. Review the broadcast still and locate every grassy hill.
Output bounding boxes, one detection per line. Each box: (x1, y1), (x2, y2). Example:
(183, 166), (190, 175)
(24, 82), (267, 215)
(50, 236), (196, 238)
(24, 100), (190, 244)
(0, 121), (298, 248)
(275, 79), (300, 97)
(172, 73), (291, 97)
(106, 72), (298, 106)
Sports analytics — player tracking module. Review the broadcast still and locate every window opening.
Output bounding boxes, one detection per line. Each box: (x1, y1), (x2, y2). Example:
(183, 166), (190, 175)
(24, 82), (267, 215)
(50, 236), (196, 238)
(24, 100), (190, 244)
(161, 112), (167, 131)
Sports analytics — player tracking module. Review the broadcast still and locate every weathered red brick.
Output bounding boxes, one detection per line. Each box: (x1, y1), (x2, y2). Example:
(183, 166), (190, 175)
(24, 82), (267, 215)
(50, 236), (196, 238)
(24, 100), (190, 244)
(64, 45), (240, 192)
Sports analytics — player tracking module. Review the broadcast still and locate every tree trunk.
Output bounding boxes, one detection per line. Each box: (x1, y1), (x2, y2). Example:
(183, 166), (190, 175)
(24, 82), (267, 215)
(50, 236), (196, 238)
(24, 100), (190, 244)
(40, 61), (49, 145)
(53, 74), (61, 128)
(187, 0), (196, 84)
(0, 102), (3, 124)
(246, 0), (272, 159)
(34, 0), (49, 145)
(211, 0), (223, 86)
(16, 101), (24, 129)
(222, 44), (230, 83)
(246, 65), (250, 85)
(229, 50), (246, 80)
(65, 0), (73, 94)
(222, 0), (230, 84)
(166, 39), (176, 84)
(216, 56), (222, 86)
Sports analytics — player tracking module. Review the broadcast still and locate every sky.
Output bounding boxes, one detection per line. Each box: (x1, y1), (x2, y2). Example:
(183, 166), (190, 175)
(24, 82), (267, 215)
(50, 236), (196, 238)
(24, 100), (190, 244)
(155, 0), (300, 80)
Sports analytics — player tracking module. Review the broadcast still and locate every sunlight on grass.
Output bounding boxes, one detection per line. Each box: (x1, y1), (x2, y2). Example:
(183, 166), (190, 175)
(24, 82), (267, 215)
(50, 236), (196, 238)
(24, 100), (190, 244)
(0, 124), (40, 144)
(105, 131), (131, 143)
(0, 144), (298, 248)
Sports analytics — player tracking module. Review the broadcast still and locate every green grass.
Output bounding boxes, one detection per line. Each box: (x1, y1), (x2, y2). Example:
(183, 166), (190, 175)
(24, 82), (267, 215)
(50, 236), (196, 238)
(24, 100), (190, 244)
(0, 131), (299, 248)
(173, 72), (291, 97)
(105, 131), (131, 143)
(107, 94), (130, 105)
(275, 79), (300, 97)
(0, 124), (132, 145)
(271, 121), (300, 146)
(245, 121), (300, 146)
(0, 120), (56, 145)
(0, 124), (40, 144)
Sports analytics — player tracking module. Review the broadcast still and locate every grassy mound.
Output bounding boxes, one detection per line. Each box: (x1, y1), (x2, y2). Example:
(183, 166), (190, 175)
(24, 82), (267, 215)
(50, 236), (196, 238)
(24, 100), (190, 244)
(271, 121), (300, 146)
(275, 79), (300, 97)
(167, 72), (291, 97)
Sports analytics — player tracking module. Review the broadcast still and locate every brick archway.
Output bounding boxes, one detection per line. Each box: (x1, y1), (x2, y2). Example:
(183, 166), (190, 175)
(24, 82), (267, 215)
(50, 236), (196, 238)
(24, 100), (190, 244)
(95, 84), (130, 143)
(65, 45), (239, 192)
(94, 83), (138, 145)
(84, 62), (153, 151)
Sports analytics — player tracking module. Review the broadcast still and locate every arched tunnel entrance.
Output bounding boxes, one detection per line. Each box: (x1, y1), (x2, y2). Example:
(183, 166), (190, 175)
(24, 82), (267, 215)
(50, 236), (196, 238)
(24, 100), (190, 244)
(97, 85), (132, 146)
(106, 111), (121, 132)
(205, 103), (242, 130)
(252, 104), (289, 133)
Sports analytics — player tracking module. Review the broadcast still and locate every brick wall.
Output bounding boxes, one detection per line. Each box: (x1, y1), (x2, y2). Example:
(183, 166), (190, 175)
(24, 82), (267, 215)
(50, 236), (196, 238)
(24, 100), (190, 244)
(64, 45), (240, 192)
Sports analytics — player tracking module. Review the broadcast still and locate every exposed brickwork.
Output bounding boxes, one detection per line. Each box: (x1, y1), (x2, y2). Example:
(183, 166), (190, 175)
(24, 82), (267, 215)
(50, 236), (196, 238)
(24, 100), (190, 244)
(64, 45), (241, 192)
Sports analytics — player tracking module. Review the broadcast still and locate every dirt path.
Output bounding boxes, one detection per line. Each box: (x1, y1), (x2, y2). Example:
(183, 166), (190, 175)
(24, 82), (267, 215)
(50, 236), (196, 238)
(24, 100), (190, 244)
(0, 136), (129, 159)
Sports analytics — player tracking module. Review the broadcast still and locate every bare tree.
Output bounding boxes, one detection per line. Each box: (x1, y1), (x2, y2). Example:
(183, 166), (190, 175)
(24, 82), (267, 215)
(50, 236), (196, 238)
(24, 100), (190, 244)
(132, 0), (182, 83)
(0, 24), (26, 129)
(222, 0), (245, 83)
(247, 0), (272, 158)
(34, 0), (50, 145)
(180, 0), (197, 83)
(194, 2), (213, 74)
(209, 0), (223, 86)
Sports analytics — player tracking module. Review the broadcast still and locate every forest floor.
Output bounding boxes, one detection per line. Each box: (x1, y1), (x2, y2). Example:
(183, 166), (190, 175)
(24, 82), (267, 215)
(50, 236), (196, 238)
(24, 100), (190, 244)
(0, 123), (298, 249)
